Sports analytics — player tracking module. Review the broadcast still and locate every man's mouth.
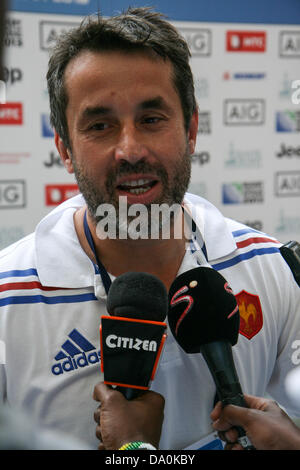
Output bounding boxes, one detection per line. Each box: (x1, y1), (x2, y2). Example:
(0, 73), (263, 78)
(117, 178), (158, 195)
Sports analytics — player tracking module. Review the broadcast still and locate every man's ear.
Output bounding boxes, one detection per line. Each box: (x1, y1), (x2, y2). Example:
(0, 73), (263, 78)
(187, 108), (198, 155)
(54, 130), (74, 174)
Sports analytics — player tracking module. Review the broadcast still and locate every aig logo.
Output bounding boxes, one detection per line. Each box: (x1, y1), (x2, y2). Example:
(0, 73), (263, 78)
(179, 28), (211, 56)
(279, 31), (300, 58)
(224, 99), (265, 125)
(275, 171), (300, 197)
(39, 21), (80, 50)
(0, 181), (26, 208)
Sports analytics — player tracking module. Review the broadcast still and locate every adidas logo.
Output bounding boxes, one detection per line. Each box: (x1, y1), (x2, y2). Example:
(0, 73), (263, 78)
(51, 328), (101, 376)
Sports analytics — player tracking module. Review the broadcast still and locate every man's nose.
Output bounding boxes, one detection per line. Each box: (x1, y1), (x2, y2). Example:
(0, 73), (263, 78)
(114, 123), (149, 165)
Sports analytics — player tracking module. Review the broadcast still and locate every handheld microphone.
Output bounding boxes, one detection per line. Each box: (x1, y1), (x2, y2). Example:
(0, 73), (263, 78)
(168, 266), (255, 450)
(100, 272), (168, 400)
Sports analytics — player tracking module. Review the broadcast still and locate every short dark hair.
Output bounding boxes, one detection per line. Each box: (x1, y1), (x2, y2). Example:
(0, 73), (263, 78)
(47, 6), (196, 149)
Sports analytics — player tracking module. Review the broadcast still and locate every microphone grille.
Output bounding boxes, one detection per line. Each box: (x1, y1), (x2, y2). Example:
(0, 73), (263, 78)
(107, 271), (168, 322)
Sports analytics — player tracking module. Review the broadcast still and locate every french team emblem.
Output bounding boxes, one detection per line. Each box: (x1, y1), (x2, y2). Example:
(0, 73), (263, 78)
(235, 290), (263, 339)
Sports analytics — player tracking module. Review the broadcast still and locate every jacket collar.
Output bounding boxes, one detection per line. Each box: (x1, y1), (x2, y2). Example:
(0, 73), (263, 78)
(183, 193), (237, 261)
(35, 193), (236, 288)
(35, 195), (94, 288)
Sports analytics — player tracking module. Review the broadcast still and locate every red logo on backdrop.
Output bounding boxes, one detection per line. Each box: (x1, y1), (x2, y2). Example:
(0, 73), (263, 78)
(45, 184), (79, 206)
(235, 290), (263, 340)
(0, 102), (23, 125)
(226, 31), (266, 52)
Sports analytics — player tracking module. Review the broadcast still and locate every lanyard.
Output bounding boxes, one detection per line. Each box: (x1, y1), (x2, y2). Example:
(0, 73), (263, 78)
(83, 210), (112, 295)
(83, 207), (208, 295)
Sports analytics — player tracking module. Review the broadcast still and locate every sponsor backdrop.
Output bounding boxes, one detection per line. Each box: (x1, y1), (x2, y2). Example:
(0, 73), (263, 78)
(1, 0), (300, 249)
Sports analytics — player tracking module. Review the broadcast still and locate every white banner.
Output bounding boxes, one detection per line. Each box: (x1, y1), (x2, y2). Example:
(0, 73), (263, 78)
(1, 11), (300, 249)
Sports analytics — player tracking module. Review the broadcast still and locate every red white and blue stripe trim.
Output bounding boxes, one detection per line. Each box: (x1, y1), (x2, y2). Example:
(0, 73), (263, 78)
(0, 269), (97, 306)
(212, 228), (281, 271)
(0, 228), (281, 306)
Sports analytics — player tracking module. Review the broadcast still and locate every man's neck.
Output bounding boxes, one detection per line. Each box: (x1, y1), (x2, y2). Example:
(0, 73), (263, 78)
(73, 206), (187, 291)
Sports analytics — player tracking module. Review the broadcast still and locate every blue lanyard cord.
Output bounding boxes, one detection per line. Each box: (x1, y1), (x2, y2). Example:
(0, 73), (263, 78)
(83, 210), (112, 295)
(83, 207), (207, 294)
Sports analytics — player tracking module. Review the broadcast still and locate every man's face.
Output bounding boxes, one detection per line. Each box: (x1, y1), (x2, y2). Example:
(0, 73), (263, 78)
(57, 50), (198, 228)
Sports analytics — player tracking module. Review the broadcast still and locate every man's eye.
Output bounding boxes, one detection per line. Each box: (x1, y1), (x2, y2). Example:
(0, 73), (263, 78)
(89, 122), (109, 131)
(142, 116), (162, 124)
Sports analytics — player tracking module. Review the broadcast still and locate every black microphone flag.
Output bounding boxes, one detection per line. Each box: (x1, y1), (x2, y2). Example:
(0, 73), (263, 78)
(100, 315), (167, 390)
(100, 271), (168, 398)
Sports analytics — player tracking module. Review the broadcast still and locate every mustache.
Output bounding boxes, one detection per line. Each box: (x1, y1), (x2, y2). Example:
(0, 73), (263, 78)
(107, 160), (169, 184)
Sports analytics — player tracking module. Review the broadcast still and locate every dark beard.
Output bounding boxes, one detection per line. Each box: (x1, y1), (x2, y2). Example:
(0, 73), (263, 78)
(71, 145), (191, 238)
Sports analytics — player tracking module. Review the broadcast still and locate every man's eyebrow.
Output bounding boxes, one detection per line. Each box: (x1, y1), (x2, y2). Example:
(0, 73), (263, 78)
(79, 106), (111, 123)
(139, 96), (171, 111)
(78, 96), (172, 124)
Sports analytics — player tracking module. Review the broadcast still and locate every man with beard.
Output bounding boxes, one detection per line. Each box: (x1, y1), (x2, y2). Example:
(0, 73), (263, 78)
(1, 7), (300, 451)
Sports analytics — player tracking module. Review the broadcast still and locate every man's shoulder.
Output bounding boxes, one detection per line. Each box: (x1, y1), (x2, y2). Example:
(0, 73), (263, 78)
(0, 233), (39, 303)
(0, 194), (85, 273)
(211, 215), (284, 276)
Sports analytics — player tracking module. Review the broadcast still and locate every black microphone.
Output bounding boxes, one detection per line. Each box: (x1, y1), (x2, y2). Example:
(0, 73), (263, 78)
(100, 272), (168, 400)
(168, 266), (255, 450)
